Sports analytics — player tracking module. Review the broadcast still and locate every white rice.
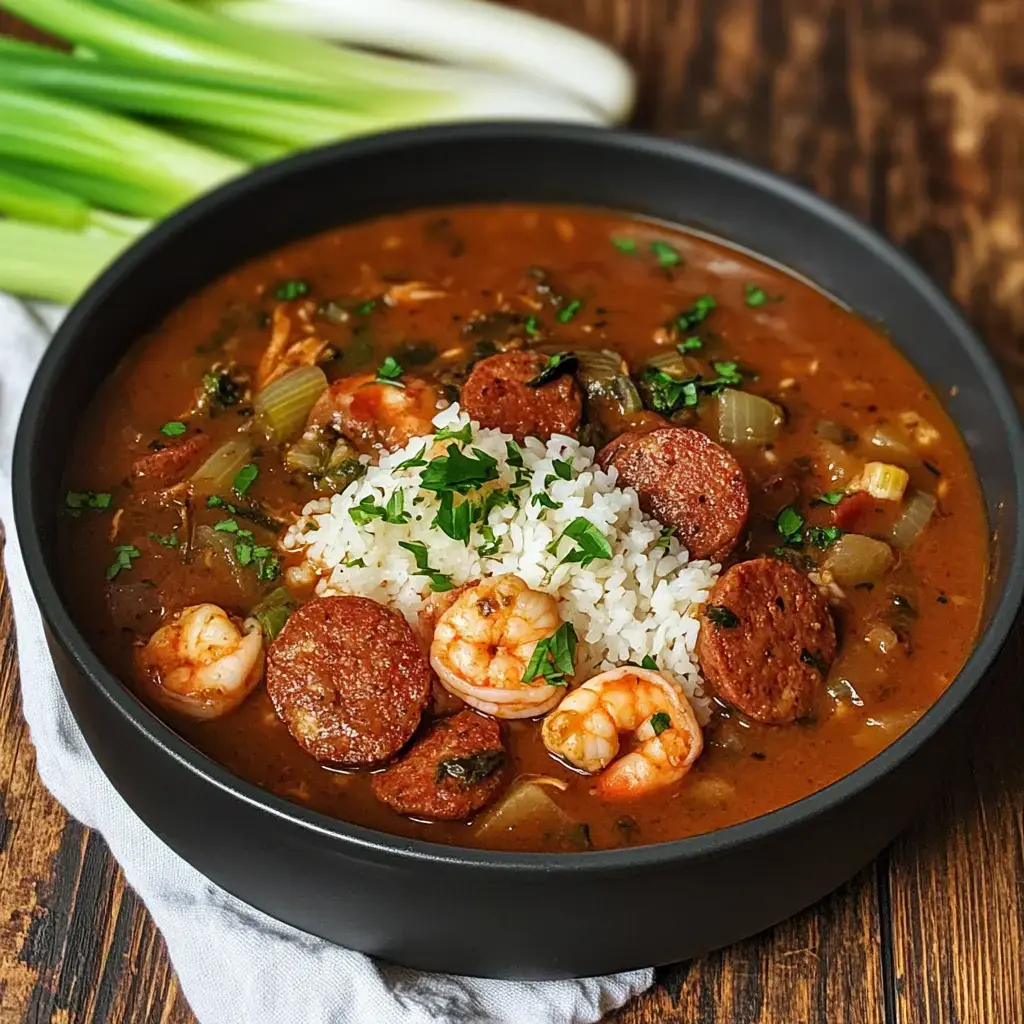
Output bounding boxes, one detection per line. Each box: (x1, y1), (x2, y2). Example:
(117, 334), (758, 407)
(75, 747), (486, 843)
(283, 404), (720, 719)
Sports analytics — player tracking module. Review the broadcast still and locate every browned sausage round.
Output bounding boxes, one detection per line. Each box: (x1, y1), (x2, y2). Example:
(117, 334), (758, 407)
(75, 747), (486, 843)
(266, 595), (431, 766)
(697, 557), (836, 724)
(603, 427), (749, 561)
(370, 710), (506, 820)
(460, 351), (582, 443)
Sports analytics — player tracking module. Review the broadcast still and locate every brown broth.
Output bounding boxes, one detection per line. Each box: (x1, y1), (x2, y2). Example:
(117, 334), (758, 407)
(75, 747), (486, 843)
(57, 204), (988, 852)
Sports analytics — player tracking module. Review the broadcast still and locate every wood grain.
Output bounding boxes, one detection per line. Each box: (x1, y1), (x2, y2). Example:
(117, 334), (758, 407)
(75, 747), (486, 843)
(1, 1), (1023, 1022)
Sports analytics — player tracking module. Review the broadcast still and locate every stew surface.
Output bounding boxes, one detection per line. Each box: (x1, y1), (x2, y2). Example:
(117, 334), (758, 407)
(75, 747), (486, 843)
(58, 204), (988, 852)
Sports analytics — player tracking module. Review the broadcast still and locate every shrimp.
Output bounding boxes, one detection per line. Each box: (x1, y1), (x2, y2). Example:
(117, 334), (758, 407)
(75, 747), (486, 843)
(542, 667), (703, 801)
(135, 603), (264, 720)
(430, 574), (566, 719)
(306, 373), (444, 453)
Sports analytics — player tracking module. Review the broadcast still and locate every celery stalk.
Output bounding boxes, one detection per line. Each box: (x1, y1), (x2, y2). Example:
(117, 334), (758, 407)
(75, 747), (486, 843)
(0, 167), (91, 231)
(160, 122), (291, 162)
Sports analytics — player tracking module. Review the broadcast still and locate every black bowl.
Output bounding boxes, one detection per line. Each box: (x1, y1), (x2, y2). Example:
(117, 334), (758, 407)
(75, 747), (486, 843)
(14, 124), (1024, 979)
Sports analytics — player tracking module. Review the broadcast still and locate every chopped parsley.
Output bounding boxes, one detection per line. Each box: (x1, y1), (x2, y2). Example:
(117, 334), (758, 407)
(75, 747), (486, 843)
(744, 283), (775, 307)
(201, 370), (244, 412)
(385, 490), (410, 524)
(649, 711), (671, 735)
(806, 525), (844, 550)
(650, 240), (682, 268)
(205, 494), (280, 531)
(349, 496), (388, 526)
(527, 351), (578, 388)
(64, 490), (112, 516)
(435, 750), (505, 786)
(147, 531), (179, 548)
(343, 556), (366, 568)
(398, 540), (454, 592)
(546, 517), (613, 568)
(678, 335), (703, 352)
(218, 521), (280, 579)
(702, 360), (744, 394)
(160, 421), (187, 437)
(522, 621), (578, 685)
(274, 279), (309, 301)
(531, 492), (562, 511)
(374, 356), (405, 388)
(524, 315), (541, 338)
(478, 524), (501, 557)
(706, 605), (740, 629)
(654, 526), (675, 551)
(774, 505), (805, 547)
(611, 236), (637, 254)
(800, 648), (829, 674)
(675, 294), (717, 331)
(420, 444), (500, 494)
(641, 654), (658, 671)
(105, 544), (141, 580)
(641, 367), (699, 414)
(813, 491), (846, 506)
(355, 299), (377, 316)
(435, 423), (472, 444)
(556, 299), (583, 324)
(397, 445), (428, 470)
(550, 457), (573, 481)
(232, 463), (259, 496)
(505, 440), (524, 467)
(432, 490), (473, 542)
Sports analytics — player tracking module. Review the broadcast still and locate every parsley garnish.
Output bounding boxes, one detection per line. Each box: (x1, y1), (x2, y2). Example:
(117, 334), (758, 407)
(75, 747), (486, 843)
(478, 524), (501, 557)
(385, 490), (410, 524)
(64, 491), (112, 516)
(355, 299), (377, 316)
(524, 315), (541, 337)
(397, 445), (427, 470)
(649, 711), (671, 735)
(775, 505), (805, 547)
(343, 556), (366, 568)
(160, 421), (186, 437)
(612, 236), (637, 254)
(675, 294), (717, 330)
(505, 440), (524, 467)
(275, 279), (309, 301)
(420, 445), (499, 494)
(374, 356), (405, 388)
(678, 336), (703, 352)
(522, 622), (578, 685)
(641, 655), (658, 671)
(398, 540), (454, 592)
(706, 605), (740, 629)
(702, 360), (743, 395)
(800, 648), (828, 674)
(557, 299), (583, 324)
(349, 496), (388, 526)
(105, 544), (140, 580)
(147, 531), (179, 548)
(550, 457), (573, 481)
(435, 423), (472, 444)
(531, 492), (562, 511)
(650, 241), (681, 268)
(547, 517), (613, 567)
(527, 351), (579, 388)
(806, 525), (844, 549)
(813, 491), (846, 506)
(654, 526), (675, 551)
(435, 750), (505, 786)
(745, 283), (779, 307)
(232, 463), (259, 496)
(201, 370), (244, 412)
(641, 368), (699, 414)
(433, 491), (472, 542)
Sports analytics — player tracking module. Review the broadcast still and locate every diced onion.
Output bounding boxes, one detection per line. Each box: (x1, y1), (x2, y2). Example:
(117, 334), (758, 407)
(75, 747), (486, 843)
(864, 624), (899, 655)
(190, 436), (253, 494)
(473, 779), (574, 841)
(716, 389), (781, 446)
(646, 349), (694, 378)
(254, 365), (328, 444)
(854, 461), (910, 502)
(866, 425), (923, 471)
(823, 533), (895, 586)
(889, 490), (937, 550)
(815, 419), (855, 445)
(816, 439), (860, 485)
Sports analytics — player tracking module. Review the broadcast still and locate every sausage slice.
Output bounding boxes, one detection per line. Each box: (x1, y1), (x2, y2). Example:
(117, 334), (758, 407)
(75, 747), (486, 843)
(697, 557), (836, 724)
(370, 711), (506, 820)
(266, 595), (431, 766)
(460, 351), (582, 442)
(603, 427), (749, 561)
(131, 435), (209, 489)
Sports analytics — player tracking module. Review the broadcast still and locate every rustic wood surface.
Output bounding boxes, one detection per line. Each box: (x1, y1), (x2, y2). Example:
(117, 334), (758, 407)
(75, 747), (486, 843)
(1, 1), (1023, 1021)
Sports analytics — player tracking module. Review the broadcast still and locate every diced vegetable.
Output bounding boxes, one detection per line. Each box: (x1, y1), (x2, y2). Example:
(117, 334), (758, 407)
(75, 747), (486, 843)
(898, 410), (940, 448)
(473, 778), (576, 844)
(889, 490), (937, 550)
(251, 586), (297, 640)
(815, 419), (857, 446)
(284, 433), (326, 475)
(716, 389), (781, 446)
(816, 439), (861, 486)
(852, 461), (910, 502)
(254, 364), (328, 444)
(864, 624), (899, 655)
(866, 425), (923, 471)
(190, 435), (253, 494)
(852, 710), (921, 749)
(645, 349), (692, 378)
(823, 533), (895, 587)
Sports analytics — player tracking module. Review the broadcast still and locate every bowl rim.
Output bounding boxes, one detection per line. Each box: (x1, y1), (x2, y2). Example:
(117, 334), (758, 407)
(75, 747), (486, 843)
(15, 121), (1024, 875)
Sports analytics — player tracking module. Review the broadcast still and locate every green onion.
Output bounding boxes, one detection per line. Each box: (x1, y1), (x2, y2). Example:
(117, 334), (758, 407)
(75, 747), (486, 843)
(0, 164), (89, 230)
(161, 120), (290, 162)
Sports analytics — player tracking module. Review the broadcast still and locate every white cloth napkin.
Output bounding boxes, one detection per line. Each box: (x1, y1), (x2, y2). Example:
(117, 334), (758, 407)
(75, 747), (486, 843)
(0, 293), (653, 1024)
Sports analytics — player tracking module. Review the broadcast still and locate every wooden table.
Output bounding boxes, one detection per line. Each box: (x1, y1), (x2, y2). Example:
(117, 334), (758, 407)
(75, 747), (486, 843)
(2, 1), (1023, 1021)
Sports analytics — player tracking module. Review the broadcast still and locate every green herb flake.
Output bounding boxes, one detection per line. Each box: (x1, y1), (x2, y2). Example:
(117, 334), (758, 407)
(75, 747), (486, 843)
(397, 445), (428, 470)
(398, 540), (455, 591)
(654, 527), (675, 551)
(213, 518), (239, 533)
(524, 315), (541, 338)
(355, 299), (377, 316)
(531, 492), (562, 511)
(64, 490), (112, 516)
(800, 648), (829, 674)
(275, 279), (310, 301)
(435, 423), (472, 444)
(435, 750), (505, 786)
(806, 525), (844, 550)
(745, 283), (780, 307)
(432, 490), (472, 542)
(611, 236), (637, 254)
(478, 525), (501, 557)
(384, 489), (411, 524)
(547, 517), (613, 568)
(650, 240), (682, 268)
(556, 299), (583, 324)
(420, 444), (500, 495)
(374, 356), (405, 388)
(678, 336), (703, 352)
(349, 496), (388, 526)
(527, 351), (579, 388)
(232, 463), (259, 496)
(813, 491), (846, 506)
(522, 621), (578, 685)
(641, 655), (658, 671)
(147, 531), (180, 549)
(551, 457), (573, 481)
(675, 294), (717, 331)
(505, 440), (524, 467)
(706, 605), (740, 629)
(641, 368), (700, 414)
(105, 544), (141, 581)
(343, 556), (367, 568)
(160, 421), (187, 437)
(775, 505), (805, 547)
(649, 711), (671, 735)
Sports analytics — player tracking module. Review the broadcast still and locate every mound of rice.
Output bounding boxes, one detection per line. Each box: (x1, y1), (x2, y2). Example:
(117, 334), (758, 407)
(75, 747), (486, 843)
(283, 404), (721, 718)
